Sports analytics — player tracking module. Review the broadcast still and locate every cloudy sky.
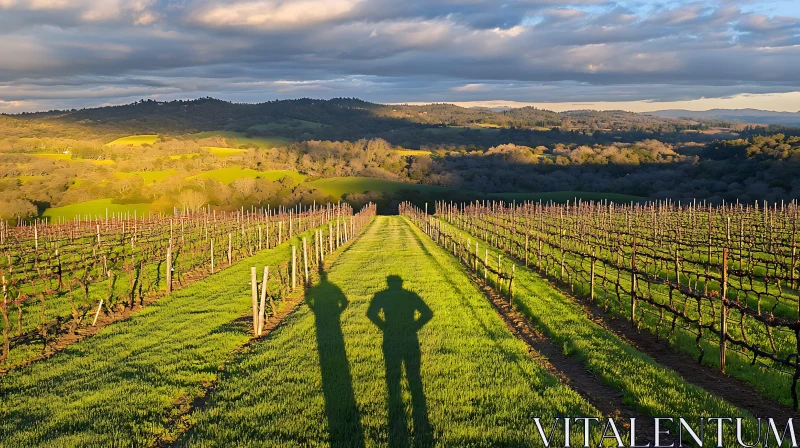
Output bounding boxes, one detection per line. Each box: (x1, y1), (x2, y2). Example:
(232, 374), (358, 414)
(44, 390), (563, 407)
(1, 0), (799, 113)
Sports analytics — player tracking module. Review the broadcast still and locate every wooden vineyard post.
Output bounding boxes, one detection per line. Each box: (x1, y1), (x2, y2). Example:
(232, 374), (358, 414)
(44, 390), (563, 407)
(631, 237), (638, 328)
(251, 267), (258, 335)
(166, 246), (173, 293)
(329, 223), (334, 253)
(258, 226), (263, 251)
(258, 266), (269, 335)
(537, 239), (542, 270)
(92, 299), (104, 326)
(590, 248), (596, 302)
(720, 248), (729, 373)
(524, 233), (529, 267)
(303, 237), (309, 284)
(318, 230), (324, 263)
(2, 275), (8, 365)
(510, 265), (515, 305)
(210, 238), (215, 273)
(484, 249), (488, 283)
(497, 254), (502, 292)
(292, 245), (297, 291)
(228, 233), (232, 266)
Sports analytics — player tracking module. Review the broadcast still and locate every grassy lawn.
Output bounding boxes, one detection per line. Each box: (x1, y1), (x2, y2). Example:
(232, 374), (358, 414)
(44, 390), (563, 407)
(186, 167), (306, 185)
(42, 199), (150, 221)
(192, 131), (292, 149)
(106, 135), (159, 146)
(203, 146), (247, 157)
(393, 149), (433, 156)
(0, 224), (333, 447)
(180, 216), (596, 446)
(307, 177), (450, 199)
(17, 175), (47, 183)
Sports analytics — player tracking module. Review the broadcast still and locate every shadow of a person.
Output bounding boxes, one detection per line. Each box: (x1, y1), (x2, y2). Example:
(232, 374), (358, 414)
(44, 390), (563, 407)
(367, 275), (434, 448)
(308, 271), (365, 448)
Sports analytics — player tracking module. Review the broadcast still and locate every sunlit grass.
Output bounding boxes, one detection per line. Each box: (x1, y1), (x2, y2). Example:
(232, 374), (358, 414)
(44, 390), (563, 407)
(203, 146), (247, 157)
(433, 217), (753, 429)
(42, 198), (150, 221)
(393, 149), (433, 156)
(0, 225), (331, 447)
(180, 216), (597, 446)
(192, 131), (291, 149)
(105, 135), (159, 146)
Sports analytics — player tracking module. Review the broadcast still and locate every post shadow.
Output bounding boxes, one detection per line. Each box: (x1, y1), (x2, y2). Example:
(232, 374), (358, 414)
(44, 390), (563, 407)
(308, 271), (365, 448)
(367, 275), (434, 448)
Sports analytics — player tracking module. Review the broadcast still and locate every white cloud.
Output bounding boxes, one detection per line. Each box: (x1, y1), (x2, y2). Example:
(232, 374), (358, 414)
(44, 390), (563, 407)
(191, 0), (362, 29)
(0, 0), (798, 110)
(452, 83), (485, 92)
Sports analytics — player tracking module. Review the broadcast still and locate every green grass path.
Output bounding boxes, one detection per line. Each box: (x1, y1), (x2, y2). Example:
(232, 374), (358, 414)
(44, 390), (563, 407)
(0, 225), (329, 447)
(179, 216), (597, 447)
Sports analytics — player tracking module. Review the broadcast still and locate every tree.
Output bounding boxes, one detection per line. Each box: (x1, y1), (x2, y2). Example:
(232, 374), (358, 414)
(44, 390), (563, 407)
(177, 189), (207, 213)
(0, 199), (37, 221)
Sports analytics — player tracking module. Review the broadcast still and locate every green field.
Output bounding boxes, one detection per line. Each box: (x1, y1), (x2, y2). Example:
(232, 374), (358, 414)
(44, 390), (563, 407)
(0, 215), (770, 445)
(308, 177), (450, 199)
(42, 198), (150, 221)
(203, 146), (247, 157)
(114, 170), (177, 184)
(186, 167), (306, 184)
(0, 225), (333, 446)
(432, 217), (748, 422)
(393, 149), (433, 156)
(17, 175), (47, 183)
(181, 216), (596, 446)
(106, 135), (159, 146)
(192, 131), (292, 149)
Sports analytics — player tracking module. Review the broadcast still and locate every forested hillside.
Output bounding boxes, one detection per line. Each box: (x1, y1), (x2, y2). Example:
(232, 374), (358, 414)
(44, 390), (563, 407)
(2, 98), (799, 220)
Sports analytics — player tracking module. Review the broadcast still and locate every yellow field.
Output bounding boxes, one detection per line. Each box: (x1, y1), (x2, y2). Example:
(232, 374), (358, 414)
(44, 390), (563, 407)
(106, 135), (159, 146)
(203, 146), (247, 157)
(393, 149), (433, 157)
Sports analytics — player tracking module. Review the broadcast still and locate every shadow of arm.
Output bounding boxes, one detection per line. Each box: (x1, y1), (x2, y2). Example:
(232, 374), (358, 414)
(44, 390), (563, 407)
(414, 294), (433, 330)
(366, 294), (385, 330)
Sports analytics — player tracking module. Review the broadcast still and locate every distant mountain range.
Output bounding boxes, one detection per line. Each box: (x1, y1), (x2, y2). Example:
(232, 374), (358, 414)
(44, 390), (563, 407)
(648, 109), (800, 126)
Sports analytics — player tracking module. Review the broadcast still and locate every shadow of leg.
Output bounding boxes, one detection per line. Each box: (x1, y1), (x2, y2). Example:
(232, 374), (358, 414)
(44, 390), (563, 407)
(311, 277), (366, 448)
(405, 338), (433, 448)
(386, 343), (410, 448)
